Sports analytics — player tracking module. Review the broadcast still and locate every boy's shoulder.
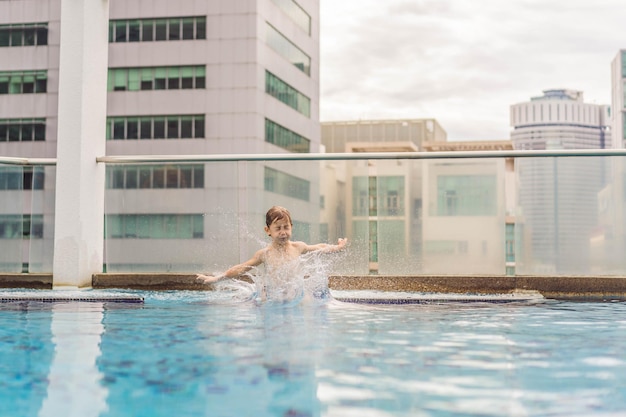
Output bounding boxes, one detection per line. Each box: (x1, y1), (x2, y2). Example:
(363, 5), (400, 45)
(289, 240), (308, 252)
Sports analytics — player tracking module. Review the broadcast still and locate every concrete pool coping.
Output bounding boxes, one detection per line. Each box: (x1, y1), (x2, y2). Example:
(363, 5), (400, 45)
(2, 273), (626, 301)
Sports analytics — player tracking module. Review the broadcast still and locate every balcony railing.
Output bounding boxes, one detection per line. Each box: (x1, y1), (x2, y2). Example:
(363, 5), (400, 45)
(2, 149), (626, 277)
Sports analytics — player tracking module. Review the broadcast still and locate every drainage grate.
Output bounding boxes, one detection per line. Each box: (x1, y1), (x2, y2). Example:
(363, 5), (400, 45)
(0, 291), (144, 303)
(335, 297), (540, 305)
(332, 290), (545, 305)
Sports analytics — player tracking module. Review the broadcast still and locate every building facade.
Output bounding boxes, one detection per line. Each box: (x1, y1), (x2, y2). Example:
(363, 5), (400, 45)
(510, 89), (609, 274)
(321, 121), (513, 275)
(0, 0), (321, 272)
(320, 119), (447, 274)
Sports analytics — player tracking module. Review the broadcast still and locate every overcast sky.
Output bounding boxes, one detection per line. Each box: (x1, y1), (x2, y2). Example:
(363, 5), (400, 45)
(319, 0), (625, 140)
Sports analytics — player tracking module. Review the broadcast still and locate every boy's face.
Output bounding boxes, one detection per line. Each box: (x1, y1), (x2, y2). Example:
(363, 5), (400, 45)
(265, 217), (292, 245)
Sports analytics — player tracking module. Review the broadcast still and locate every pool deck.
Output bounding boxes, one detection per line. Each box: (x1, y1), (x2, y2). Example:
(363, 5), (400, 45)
(2, 273), (626, 301)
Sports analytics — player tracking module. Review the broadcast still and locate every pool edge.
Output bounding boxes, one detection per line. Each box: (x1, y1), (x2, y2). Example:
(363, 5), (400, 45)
(2, 273), (626, 301)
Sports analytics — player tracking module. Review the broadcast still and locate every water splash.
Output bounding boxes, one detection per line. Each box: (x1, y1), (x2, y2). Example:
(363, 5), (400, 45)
(211, 248), (347, 306)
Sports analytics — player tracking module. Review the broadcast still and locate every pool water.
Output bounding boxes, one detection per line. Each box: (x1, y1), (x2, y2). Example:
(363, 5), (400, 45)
(1, 290), (626, 417)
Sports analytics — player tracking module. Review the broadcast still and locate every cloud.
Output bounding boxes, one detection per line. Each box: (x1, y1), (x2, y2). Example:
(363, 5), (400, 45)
(320, 0), (625, 140)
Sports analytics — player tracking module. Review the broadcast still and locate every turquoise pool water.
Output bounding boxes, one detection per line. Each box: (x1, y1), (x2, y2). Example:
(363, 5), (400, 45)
(2, 290), (626, 417)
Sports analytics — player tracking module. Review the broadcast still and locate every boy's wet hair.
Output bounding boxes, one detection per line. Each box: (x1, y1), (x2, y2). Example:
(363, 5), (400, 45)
(266, 206), (292, 227)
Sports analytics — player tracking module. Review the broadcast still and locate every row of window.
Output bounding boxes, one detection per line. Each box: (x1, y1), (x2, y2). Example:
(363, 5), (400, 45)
(0, 167), (45, 190)
(109, 16), (206, 43)
(266, 23), (310, 76)
(265, 71), (310, 117)
(0, 214), (205, 240)
(271, 0), (311, 35)
(106, 165), (204, 189)
(265, 118), (310, 152)
(2, 115), (308, 148)
(0, 119), (46, 142)
(106, 114), (204, 140)
(0, 70), (47, 94)
(105, 214), (204, 239)
(108, 66), (205, 91)
(0, 23), (48, 47)
(0, 215), (43, 239)
(264, 166), (310, 201)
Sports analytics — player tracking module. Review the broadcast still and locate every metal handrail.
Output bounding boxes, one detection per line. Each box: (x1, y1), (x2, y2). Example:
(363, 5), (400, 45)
(0, 156), (57, 166)
(4, 148), (626, 166)
(95, 148), (626, 163)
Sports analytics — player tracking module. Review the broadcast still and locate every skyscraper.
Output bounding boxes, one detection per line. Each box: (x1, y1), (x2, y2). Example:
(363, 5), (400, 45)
(0, 0), (321, 272)
(510, 89), (609, 274)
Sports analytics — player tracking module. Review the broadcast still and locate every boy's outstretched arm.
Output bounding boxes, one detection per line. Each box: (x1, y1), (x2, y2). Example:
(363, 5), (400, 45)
(196, 249), (264, 284)
(301, 238), (348, 254)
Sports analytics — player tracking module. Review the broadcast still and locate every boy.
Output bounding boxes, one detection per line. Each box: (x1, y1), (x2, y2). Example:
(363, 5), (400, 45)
(197, 206), (347, 285)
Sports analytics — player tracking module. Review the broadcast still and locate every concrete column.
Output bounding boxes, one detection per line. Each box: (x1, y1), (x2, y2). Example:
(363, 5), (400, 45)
(53, 0), (110, 288)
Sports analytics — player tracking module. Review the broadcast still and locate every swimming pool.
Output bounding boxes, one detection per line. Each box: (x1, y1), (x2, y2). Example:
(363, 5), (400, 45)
(2, 290), (626, 417)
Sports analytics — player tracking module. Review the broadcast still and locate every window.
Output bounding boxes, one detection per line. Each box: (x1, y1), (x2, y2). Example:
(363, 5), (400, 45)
(0, 167), (44, 190)
(109, 17), (206, 43)
(0, 71), (47, 94)
(182, 18), (194, 40)
(106, 115), (204, 140)
(115, 21), (127, 42)
(266, 23), (310, 76)
(108, 66), (205, 92)
(505, 223), (515, 263)
(105, 214), (204, 239)
(0, 23), (48, 47)
(106, 165), (204, 189)
(352, 177), (369, 216)
(167, 117), (179, 138)
(0, 118), (46, 142)
(264, 167), (310, 201)
(155, 20), (167, 40)
(265, 71), (310, 117)
(128, 20), (140, 42)
(0, 215), (43, 239)
(168, 19), (180, 41)
(435, 175), (497, 216)
(351, 176), (405, 216)
(141, 20), (153, 41)
(378, 176), (404, 216)
(265, 119), (310, 152)
(271, 0), (311, 35)
(369, 220), (378, 262)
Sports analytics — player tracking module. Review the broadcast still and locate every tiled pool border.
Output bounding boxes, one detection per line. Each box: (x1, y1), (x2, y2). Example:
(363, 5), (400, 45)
(1, 273), (626, 301)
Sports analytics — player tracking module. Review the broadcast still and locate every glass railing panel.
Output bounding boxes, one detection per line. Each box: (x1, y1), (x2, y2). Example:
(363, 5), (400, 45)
(343, 159), (373, 275)
(247, 159), (365, 275)
(0, 164), (25, 272)
(515, 155), (608, 275)
(420, 158), (506, 275)
(28, 165), (55, 272)
(103, 162), (240, 273)
(373, 159), (421, 275)
(97, 152), (626, 277)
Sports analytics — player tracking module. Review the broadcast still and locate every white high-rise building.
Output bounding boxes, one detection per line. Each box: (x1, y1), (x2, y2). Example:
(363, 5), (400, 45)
(0, 0), (321, 272)
(510, 89), (609, 274)
(611, 50), (626, 149)
(510, 89), (610, 150)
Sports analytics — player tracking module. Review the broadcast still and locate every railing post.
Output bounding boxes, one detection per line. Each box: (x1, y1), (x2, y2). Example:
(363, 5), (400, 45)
(52, 0), (110, 288)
